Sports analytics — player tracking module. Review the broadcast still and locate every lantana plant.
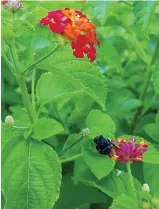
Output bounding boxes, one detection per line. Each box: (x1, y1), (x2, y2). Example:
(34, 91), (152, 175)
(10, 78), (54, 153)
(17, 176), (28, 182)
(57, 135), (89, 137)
(1, 1), (159, 209)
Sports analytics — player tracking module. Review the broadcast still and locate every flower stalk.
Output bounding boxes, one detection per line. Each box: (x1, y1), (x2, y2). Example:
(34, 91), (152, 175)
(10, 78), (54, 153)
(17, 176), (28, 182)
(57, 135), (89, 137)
(24, 44), (60, 75)
(126, 162), (137, 201)
(9, 43), (35, 124)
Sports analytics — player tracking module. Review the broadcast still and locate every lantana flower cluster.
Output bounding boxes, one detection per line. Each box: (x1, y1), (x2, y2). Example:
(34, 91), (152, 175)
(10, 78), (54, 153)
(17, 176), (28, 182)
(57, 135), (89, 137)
(111, 137), (148, 163)
(94, 136), (148, 163)
(40, 8), (100, 62)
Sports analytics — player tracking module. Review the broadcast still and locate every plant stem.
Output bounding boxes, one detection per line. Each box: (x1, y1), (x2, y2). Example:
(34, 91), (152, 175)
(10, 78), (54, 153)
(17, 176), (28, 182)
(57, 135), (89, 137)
(126, 162), (137, 200)
(60, 154), (82, 164)
(130, 39), (159, 133)
(9, 43), (35, 124)
(24, 44), (60, 74)
(31, 68), (36, 116)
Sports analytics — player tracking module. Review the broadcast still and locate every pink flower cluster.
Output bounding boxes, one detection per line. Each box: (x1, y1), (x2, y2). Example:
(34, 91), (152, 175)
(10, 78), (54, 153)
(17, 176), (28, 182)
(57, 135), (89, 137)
(111, 137), (148, 163)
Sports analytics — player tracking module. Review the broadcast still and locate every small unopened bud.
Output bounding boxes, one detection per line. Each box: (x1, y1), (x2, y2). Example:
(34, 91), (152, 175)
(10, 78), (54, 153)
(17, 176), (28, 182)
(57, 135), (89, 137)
(116, 169), (122, 177)
(33, 52), (38, 57)
(82, 128), (90, 137)
(5, 115), (14, 126)
(142, 183), (150, 193)
(4, 0), (23, 13)
(142, 201), (150, 209)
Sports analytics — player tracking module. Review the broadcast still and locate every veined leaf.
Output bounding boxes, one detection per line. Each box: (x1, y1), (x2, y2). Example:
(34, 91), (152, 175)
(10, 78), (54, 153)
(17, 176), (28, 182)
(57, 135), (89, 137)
(86, 109), (116, 138)
(38, 46), (107, 109)
(109, 194), (139, 209)
(2, 136), (61, 209)
(74, 158), (141, 199)
(1, 123), (22, 151)
(31, 118), (64, 140)
(133, 1), (157, 38)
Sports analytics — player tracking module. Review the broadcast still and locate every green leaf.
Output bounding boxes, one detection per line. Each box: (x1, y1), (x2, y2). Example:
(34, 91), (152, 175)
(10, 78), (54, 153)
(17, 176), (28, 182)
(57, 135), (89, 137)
(54, 175), (107, 209)
(143, 163), (159, 197)
(74, 158), (141, 199)
(59, 133), (83, 160)
(109, 194), (139, 209)
(1, 123), (22, 151)
(98, 39), (122, 72)
(133, 1), (157, 38)
(91, 2), (109, 25)
(144, 112), (159, 142)
(36, 72), (82, 104)
(86, 109), (116, 138)
(2, 136), (61, 209)
(38, 46), (107, 109)
(82, 138), (115, 180)
(152, 68), (159, 95)
(32, 118), (64, 140)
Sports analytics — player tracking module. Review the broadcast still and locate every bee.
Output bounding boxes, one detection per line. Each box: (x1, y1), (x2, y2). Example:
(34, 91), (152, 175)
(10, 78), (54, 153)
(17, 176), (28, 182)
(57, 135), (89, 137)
(94, 135), (118, 156)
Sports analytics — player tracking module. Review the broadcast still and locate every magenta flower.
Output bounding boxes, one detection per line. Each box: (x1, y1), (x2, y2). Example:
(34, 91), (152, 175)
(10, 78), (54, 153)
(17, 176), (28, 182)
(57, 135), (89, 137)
(111, 137), (148, 163)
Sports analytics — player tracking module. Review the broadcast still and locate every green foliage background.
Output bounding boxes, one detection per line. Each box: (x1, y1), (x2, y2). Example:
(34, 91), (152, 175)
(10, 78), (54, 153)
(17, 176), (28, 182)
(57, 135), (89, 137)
(1, 1), (159, 209)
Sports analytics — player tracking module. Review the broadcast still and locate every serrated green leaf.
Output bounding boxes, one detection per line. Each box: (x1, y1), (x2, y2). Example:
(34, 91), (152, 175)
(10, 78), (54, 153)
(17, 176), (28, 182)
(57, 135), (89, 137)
(144, 112), (159, 142)
(32, 118), (64, 140)
(109, 194), (139, 209)
(2, 136), (61, 209)
(82, 138), (115, 180)
(133, 1), (157, 38)
(143, 163), (159, 197)
(74, 158), (141, 199)
(59, 133), (83, 160)
(38, 46), (107, 109)
(36, 72), (82, 104)
(1, 123), (22, 151)
(86, 109), (116, 138)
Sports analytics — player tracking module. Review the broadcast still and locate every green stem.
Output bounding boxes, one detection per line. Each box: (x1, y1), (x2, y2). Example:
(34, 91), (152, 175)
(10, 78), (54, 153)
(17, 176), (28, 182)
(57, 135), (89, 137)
(31, 68), (36, 116)
(2, 51), (15, 73)
(24, 44), (60, 74)
(60, 154), (82, 164)
(130, 39), (159, 133)
(9, 43), (35, 124)
(126, 162), (137, 200)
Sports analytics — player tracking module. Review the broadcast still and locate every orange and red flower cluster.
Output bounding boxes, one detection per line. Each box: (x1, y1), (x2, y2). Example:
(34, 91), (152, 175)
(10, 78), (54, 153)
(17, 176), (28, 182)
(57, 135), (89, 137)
(40, 8), (100, 62)
(111, 137), (148, 163)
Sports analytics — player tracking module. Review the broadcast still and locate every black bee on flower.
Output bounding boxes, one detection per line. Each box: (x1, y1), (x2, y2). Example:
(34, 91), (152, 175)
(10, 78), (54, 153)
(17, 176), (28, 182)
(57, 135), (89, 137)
(94, 135), (118, 156)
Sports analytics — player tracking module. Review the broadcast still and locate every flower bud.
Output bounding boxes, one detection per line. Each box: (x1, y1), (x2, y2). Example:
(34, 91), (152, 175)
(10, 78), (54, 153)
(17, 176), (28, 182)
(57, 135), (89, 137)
(142, 183), (150, 193)
(82, 128), (90, 137)
(5, 115), (14, 126)
(116, 169), (122, 177)
(4, 0), (23, 13)
(142, 201), (150, 209)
